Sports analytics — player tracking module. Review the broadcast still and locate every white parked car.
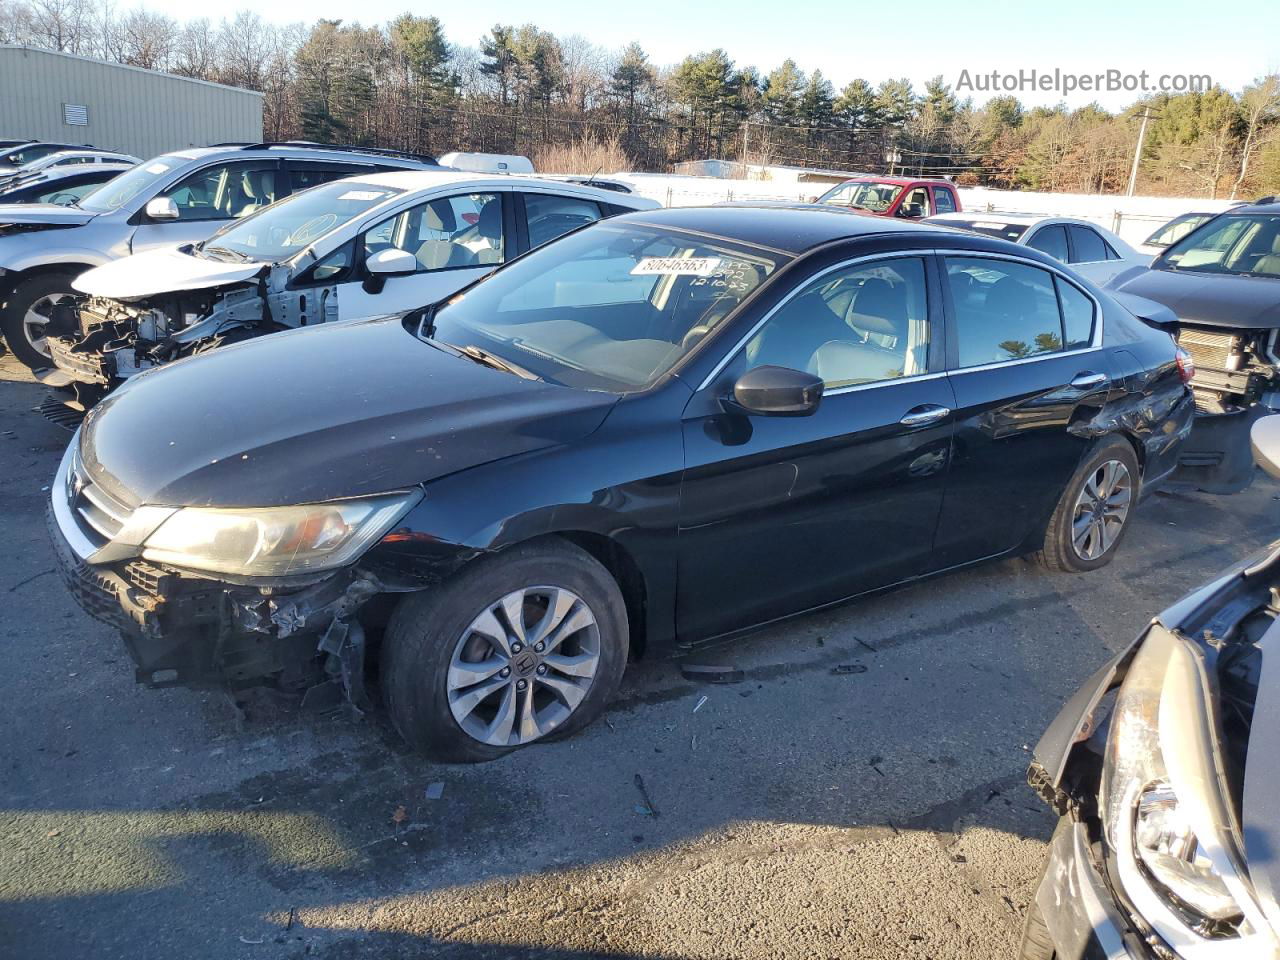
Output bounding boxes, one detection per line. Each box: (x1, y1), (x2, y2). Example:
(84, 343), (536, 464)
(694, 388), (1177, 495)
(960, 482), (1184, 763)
(42, 170), (659, 408)
(923, 212), (1143, 286)
(0, 148), (140, 183)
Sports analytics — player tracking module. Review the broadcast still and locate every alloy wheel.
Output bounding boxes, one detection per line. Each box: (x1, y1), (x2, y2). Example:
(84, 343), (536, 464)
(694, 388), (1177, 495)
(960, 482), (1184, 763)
(446, 586), (601, 747)
(1070, 459), (1133, 561)
(23, 293), (63, 359)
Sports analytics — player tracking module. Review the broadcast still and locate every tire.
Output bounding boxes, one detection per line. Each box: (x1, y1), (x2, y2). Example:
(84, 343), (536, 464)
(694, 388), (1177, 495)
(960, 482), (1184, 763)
(1018, 895), (1057, 960)
(0, 270), (78, 369)
(1038, 438), (1141, 572)
(381, 539), (629, 763)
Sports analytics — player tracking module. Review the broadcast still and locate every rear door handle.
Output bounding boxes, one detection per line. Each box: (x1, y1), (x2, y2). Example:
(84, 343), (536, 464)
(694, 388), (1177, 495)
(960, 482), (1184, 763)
(1070, 371), (1108, 390)
(900, 404), (951, 427)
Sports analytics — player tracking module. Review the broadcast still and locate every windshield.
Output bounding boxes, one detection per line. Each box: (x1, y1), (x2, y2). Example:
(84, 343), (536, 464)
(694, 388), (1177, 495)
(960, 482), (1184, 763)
(1143, 213), (1212, 249)
(423, 222), (784, 391)
(77, 155), (189, 213)
(817, 181), (903, 213)
(1158, 214), (1280, 279)
(198, 181), (404, 262)
(933, 218), (1029, 242)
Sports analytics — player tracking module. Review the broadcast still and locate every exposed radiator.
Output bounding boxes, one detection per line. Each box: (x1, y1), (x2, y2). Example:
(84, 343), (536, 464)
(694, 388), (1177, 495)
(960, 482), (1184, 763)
(1177, 327), (1238, 371)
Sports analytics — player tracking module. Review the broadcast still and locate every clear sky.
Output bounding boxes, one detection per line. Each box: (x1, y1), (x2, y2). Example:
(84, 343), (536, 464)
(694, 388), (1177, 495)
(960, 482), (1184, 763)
(137, 0), (1276, 110)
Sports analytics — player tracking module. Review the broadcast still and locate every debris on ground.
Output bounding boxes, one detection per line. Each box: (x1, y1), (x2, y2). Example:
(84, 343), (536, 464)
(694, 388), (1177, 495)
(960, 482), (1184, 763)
(693, 695), (708, 713)
(424, 781), (445, 801)
(391, 804), (408, 826)
(831, 663), (868, 675)
(633, 773), (660, 817)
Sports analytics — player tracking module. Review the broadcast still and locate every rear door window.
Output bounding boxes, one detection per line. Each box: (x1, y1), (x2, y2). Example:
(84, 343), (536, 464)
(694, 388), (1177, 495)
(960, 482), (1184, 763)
(286, 161), (377, 192)
(523, 193), (603, 249)
(932, 187), (957, 214)
(1068, 225), (1108, 263)
(1025, 225), (1069, 261)
(945, 256), (1068, 367)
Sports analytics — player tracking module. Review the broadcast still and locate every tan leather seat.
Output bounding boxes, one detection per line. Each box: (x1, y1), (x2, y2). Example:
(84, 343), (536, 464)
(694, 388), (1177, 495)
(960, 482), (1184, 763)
(415, 200), (459, 270)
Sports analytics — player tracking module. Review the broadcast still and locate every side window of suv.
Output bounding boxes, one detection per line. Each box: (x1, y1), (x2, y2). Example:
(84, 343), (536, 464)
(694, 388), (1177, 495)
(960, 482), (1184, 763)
(287, 161), (375, 192)
(160, 161), (280, 222)
(524, 193), (602, 249)
(363, 193), (505, 272)
(946, 257), (1071, 367)
(745, 257), (930, 387)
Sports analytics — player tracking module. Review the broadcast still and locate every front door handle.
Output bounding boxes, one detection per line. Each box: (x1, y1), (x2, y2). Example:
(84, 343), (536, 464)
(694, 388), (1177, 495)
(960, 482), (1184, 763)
(1070, 371), (1108, 390)
(900, 404), (951, 427)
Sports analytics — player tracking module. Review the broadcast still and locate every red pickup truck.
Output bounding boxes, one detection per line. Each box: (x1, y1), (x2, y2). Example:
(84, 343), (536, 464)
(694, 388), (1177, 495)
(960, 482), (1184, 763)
(814, 176), (961, 220)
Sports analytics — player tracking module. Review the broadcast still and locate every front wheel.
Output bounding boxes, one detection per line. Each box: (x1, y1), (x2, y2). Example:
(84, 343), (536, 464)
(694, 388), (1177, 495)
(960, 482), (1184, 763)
(0, 271), (78, 369)
(381, 540), (629, 762)
(1038, 438), (1140, 572)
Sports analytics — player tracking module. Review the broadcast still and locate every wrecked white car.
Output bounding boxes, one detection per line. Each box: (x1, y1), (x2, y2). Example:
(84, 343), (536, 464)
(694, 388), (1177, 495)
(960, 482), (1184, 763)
(40, 170), (657, 411)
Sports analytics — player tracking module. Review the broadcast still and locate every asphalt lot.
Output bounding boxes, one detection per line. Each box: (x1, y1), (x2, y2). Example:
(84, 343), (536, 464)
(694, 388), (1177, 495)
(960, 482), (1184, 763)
(3, 351), (1279, 960)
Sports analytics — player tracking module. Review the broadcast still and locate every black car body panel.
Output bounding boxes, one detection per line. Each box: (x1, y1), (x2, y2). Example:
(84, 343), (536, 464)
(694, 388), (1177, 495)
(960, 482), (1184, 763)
(1114, 268), (1280, 331)
(49, 206), (1194, 696)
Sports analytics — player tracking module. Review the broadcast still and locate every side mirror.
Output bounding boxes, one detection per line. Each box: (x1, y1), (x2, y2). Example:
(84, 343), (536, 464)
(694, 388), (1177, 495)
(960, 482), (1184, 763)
(366, 247), (418, 277)
(144, 196), (180, 221)
(729, 365), (824, 417)
(1251, 415), (1280, 480)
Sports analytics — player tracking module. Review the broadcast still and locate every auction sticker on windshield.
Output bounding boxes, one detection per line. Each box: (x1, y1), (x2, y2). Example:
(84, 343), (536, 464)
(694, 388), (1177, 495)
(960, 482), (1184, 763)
(631, 257), (722, 276)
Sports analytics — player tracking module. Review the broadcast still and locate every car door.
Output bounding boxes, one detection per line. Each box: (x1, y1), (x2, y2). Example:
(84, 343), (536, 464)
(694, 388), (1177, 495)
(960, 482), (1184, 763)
(928, 253), (1112, 569)
(130, 159), (283, 252)
(677, 254), (956, 641)
(333, 189), (512, 320)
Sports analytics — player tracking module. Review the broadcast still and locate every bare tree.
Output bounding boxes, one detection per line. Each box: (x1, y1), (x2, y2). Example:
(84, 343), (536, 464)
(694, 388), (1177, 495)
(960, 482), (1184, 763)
(24, 0), (97, 54)
(1231, 75), (1280, 199)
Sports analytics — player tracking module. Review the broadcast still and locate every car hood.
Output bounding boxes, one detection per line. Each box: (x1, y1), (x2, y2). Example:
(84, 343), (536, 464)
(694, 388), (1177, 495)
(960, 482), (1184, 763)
(0, 202), (95, 226)
(1112, 267), (1280, 330)
(73, 245), (267, 300)
(78, 315), (619, 508)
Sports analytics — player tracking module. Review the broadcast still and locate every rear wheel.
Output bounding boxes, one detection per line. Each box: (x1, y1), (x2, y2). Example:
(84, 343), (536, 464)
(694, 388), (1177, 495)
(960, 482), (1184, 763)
(1038, 438), (1140, 572)
(381, 540), (629, 762)
(0, 271), (79, 369)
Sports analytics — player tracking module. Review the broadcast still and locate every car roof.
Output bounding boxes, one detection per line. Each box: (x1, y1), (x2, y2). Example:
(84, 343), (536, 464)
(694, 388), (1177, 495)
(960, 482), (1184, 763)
(155, 144), (434, 168)
(344, 169), (654, 206)
(1223, 200), (1280, 215)
(610, 204), (957, 254)
(927, 212), (1102, 228)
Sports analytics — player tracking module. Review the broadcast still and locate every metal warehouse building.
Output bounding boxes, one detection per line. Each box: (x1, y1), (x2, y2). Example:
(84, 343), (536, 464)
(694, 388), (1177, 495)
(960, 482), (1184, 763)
(0, 45), (263, 160)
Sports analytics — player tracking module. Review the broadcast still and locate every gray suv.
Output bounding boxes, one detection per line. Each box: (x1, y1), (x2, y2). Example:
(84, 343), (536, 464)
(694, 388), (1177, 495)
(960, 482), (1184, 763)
(0, 142), (438, 367)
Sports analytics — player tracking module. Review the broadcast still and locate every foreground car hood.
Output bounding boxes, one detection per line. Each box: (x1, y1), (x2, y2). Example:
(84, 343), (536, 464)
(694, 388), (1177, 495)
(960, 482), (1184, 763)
(1113, 268), (1280, 329)
(73, 245), (267, 300)
(79, 316), (618, 508)
(0, 202), (95, 226)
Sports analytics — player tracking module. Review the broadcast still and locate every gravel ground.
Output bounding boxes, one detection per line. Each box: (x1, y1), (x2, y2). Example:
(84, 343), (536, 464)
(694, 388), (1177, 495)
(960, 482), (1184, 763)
(3, 350), (1277, 960)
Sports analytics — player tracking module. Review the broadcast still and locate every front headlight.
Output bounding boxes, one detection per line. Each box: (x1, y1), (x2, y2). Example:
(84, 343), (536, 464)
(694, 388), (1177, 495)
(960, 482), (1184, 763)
(1101, 626), (1273, 951)
(140, 491), (421, 577)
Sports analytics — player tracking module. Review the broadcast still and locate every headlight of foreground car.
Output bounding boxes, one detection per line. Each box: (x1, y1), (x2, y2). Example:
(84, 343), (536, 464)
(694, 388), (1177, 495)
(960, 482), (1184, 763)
(1101, 626), (1273, 950)
(139, 492), (421, 577)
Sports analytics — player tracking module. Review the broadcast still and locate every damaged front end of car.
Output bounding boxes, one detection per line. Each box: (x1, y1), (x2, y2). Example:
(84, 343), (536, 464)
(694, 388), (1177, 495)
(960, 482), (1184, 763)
(47, 438), (425, 712)
(1027, 543), (1280, 958)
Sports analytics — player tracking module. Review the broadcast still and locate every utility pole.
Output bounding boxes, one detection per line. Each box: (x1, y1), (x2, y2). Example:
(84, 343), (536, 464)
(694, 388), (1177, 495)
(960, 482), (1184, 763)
(740, 120), (750, 175)
(1126, 107), (1152, 197)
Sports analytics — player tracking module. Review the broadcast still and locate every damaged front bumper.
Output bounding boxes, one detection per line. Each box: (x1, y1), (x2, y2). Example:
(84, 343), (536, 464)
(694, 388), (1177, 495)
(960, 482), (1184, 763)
(1034, 816), (1155, 960)
(46, 442), (387, 703)
(48, 503), (380, 700)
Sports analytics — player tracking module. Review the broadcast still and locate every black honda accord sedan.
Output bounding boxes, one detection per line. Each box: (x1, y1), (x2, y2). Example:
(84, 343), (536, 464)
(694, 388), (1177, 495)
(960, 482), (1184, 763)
(49, 206), (1195, 761)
